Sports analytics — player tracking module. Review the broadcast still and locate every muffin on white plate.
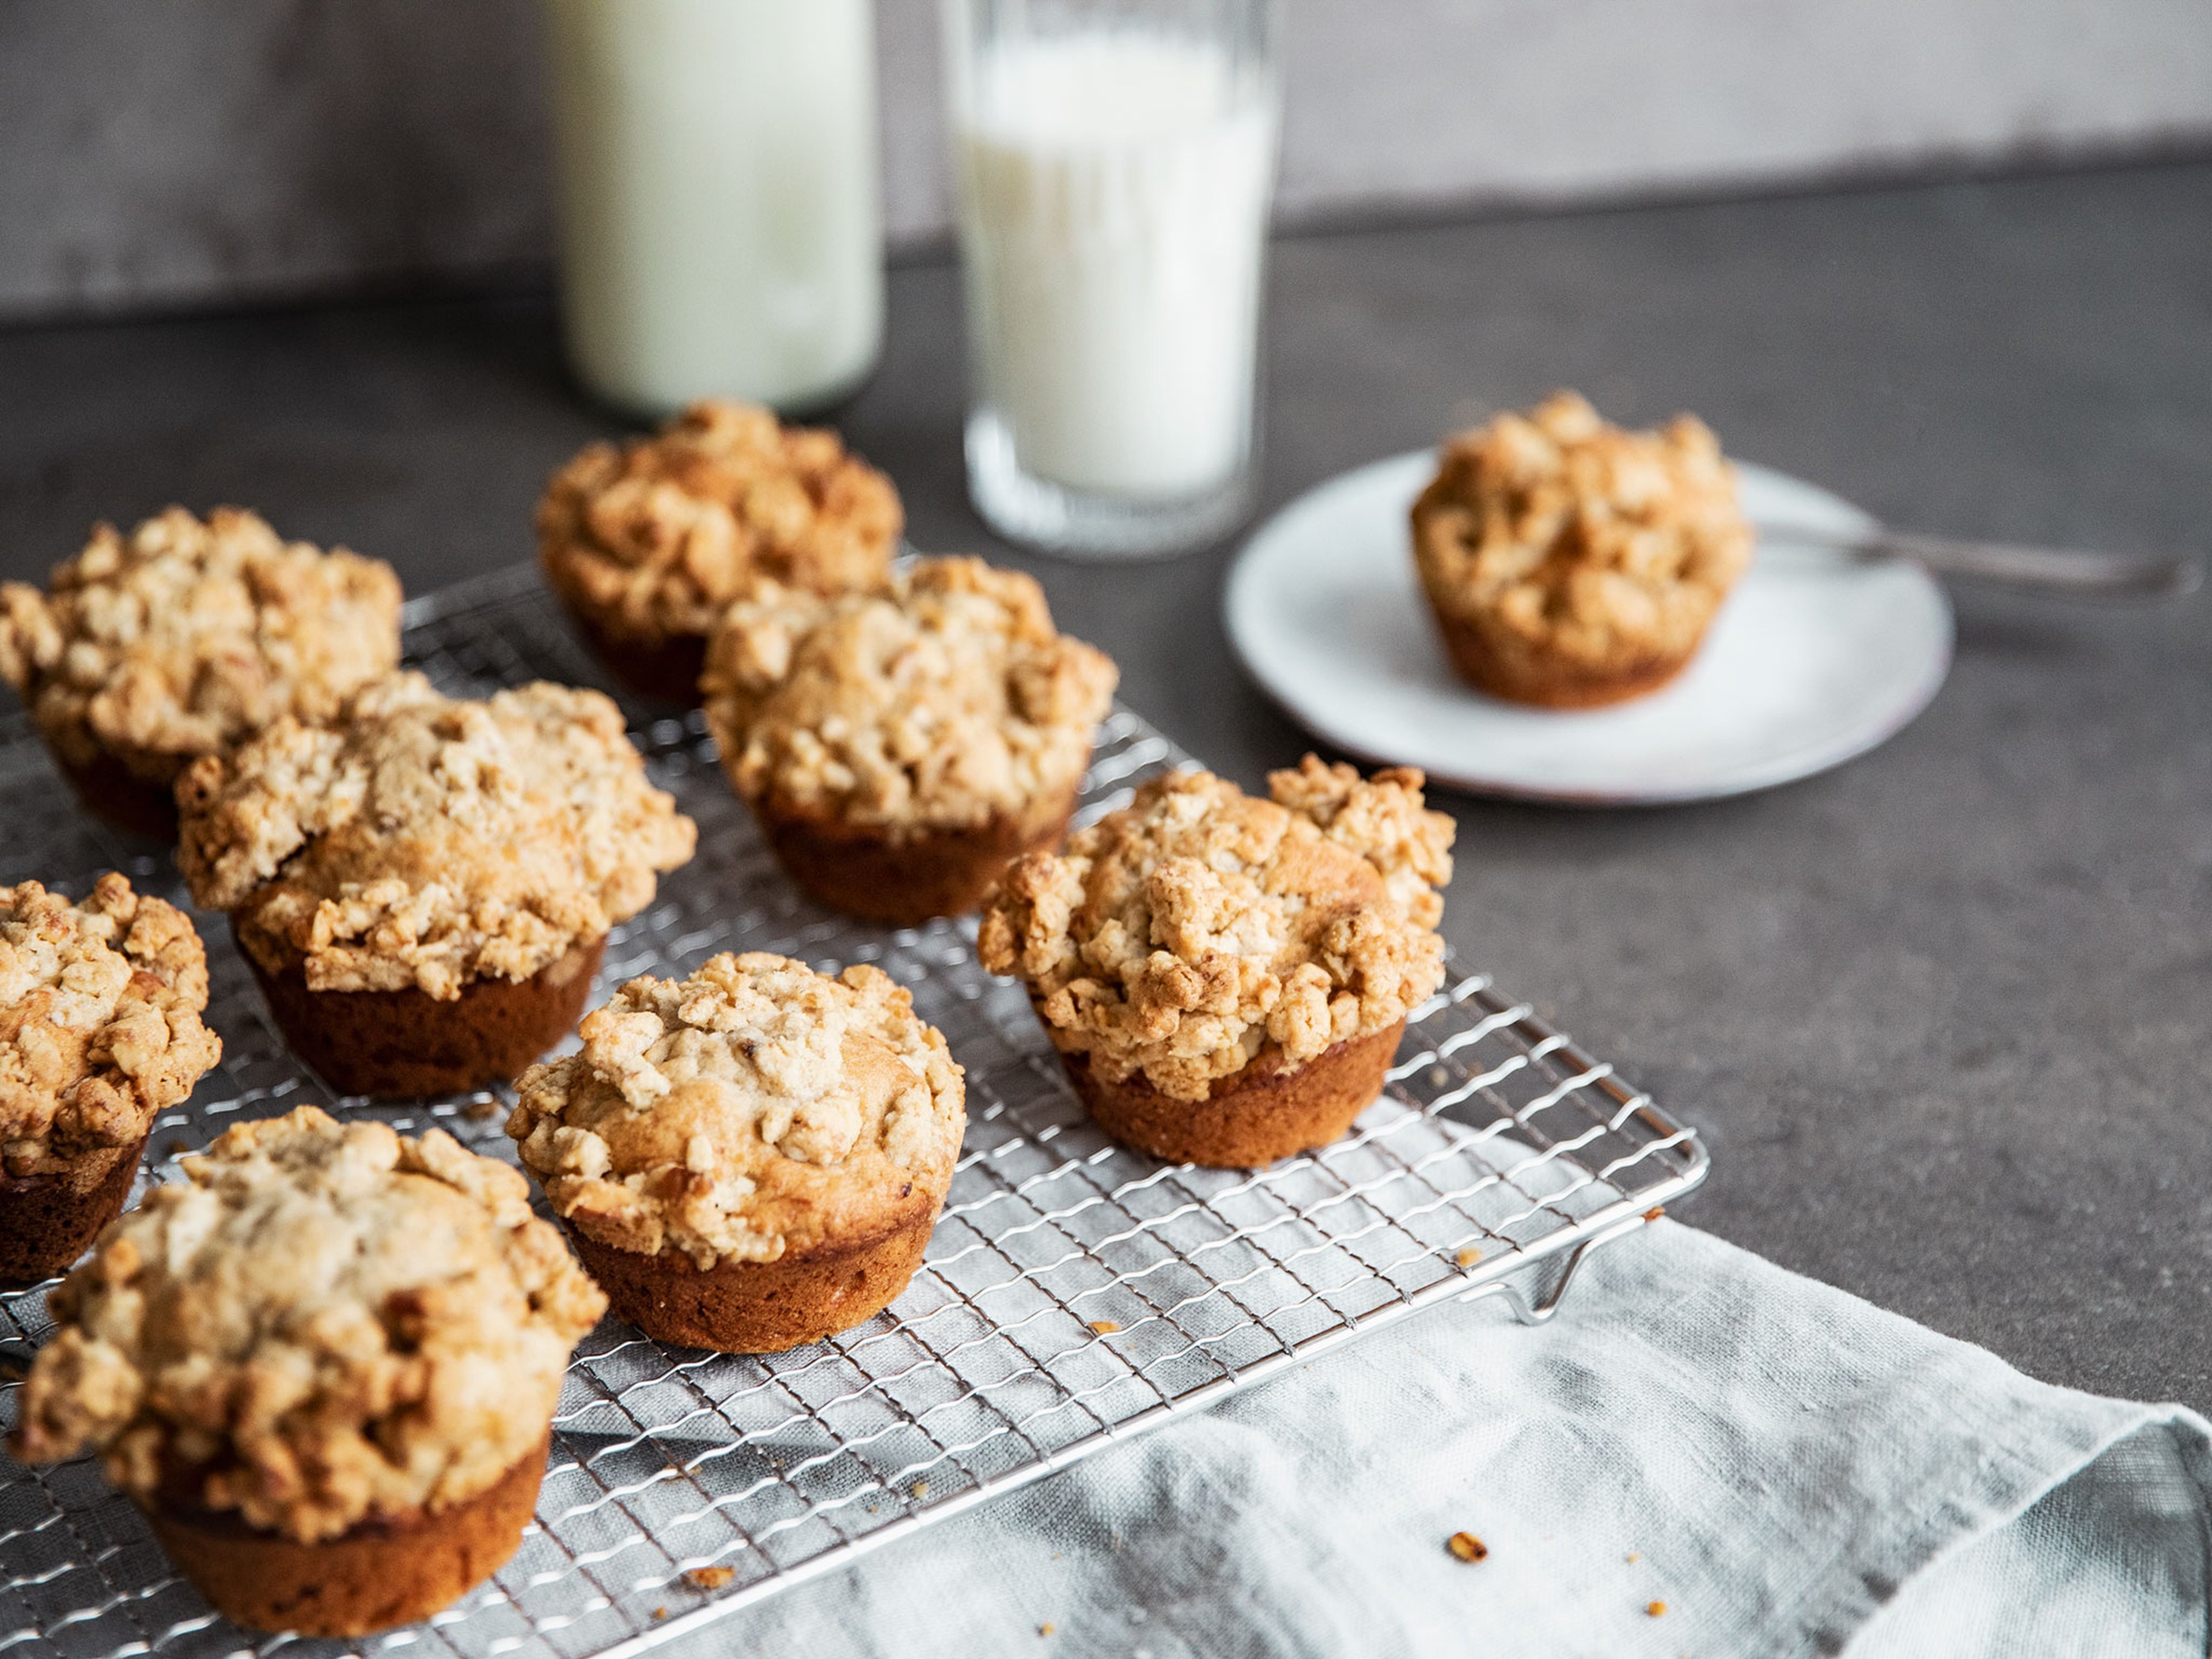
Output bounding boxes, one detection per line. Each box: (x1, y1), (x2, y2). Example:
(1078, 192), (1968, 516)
(1411, 391), (1752, 707)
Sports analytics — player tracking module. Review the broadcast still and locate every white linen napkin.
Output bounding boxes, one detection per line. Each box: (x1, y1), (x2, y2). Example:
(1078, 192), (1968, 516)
(672, 1220), (2211, 1658)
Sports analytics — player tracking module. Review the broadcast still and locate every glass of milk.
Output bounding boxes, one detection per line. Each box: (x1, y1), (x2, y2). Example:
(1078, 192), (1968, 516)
(544, 0), (884, 415)
(945, 0), (1282, 557)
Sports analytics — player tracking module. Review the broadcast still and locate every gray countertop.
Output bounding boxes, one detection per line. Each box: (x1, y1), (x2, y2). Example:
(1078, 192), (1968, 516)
(1, 159), (2206, 1409)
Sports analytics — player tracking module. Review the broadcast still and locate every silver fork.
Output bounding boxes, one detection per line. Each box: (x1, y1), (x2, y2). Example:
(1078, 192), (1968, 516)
(1754, 524), (2203, 602)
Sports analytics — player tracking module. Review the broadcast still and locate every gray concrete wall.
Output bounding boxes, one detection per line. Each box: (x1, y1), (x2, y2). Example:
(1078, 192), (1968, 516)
(6, 0), (2210, 320)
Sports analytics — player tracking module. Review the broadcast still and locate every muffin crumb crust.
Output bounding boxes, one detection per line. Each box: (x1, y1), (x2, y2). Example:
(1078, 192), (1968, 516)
(702, 556), (1117, 838)
(978, 758), (1453, 1102)
(539, 399), (901, 647)
(9, 1105), (605, 1543)
(1411, 391), (1752, 684)
(177, 672), (696, 999)
(0, 507), (402, 783)
(0, 874), (219, 1177)
(510, 952), (965, 1269)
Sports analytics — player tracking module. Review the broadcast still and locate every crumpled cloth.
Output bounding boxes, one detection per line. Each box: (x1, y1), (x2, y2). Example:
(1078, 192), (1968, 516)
(673, 1221), (2212, 1658)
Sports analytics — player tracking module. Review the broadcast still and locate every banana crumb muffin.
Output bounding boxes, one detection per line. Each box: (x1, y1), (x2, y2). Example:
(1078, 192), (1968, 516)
(9, 1105), (607, 1636)
(1411, 392), (1753, 708)
(979, 757), (1453, 1167)
(0, 507), (403, 838)
(539, 400), (902, 703)
(0, 875), (221, 1282)
(177, 671), (697, 1096)
(702, 556), (1118, 925)
(509, 952), (965, 1353)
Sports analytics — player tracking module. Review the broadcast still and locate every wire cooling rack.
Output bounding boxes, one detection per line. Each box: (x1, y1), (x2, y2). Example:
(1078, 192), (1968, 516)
(0, 565), (1706, 1659)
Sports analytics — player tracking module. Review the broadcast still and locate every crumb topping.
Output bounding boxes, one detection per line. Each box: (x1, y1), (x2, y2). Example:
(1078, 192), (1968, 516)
(176, 672), (697, 999)
(0, 508), (403, 782)
(509, 953), (965, 1269)
(701, 556), (1117, 836)
(978, 757), (1453, 1101)
(0, 876), (220, 1177)
(1411, 391), (1752, 673)
(8, 1105), (605, 1543)
(538, 400), (902, 645)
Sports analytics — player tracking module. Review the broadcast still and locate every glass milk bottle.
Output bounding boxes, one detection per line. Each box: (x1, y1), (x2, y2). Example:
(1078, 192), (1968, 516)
(945, 0), (1282, 556)
(544, 0), (884, 415)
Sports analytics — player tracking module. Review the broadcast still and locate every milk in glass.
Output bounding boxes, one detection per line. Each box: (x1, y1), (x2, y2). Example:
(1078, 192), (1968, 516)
(954, 27), (1279, 516)
(546, 0), (883, 414)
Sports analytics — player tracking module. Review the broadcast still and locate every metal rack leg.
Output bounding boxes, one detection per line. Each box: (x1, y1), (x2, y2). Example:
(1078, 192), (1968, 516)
(1495, 1243), (1592, 1326)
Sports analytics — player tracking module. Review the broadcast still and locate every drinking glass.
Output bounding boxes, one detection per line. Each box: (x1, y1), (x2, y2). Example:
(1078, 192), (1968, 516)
(943, 0), (1282, 557)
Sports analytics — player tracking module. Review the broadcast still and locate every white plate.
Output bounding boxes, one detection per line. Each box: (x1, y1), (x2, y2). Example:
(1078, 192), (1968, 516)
(1224, 451), (1952, 804)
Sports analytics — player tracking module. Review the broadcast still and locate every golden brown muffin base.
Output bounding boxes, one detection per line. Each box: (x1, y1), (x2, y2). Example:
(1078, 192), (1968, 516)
(1429, 609), (1695, 710)
(0, 1137), (146, 1286)
(145, 1430), (550, 1637)
(556, 593), (711, 706)
(566, 1207), (938, 1353)
(55, 746), (181, 841)
(753, 785), (1078, 927)
(240, 931), (605, 1098)
(1055, 1021), (1403, 1168)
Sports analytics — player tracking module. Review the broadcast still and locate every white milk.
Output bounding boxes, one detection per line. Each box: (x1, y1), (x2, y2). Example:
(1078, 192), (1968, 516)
(545, 0), (882, 414)
(955, 32), (1278, 500)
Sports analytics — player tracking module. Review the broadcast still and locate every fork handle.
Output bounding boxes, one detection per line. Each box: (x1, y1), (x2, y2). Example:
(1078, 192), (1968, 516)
(1757, 526), (2203, 602)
